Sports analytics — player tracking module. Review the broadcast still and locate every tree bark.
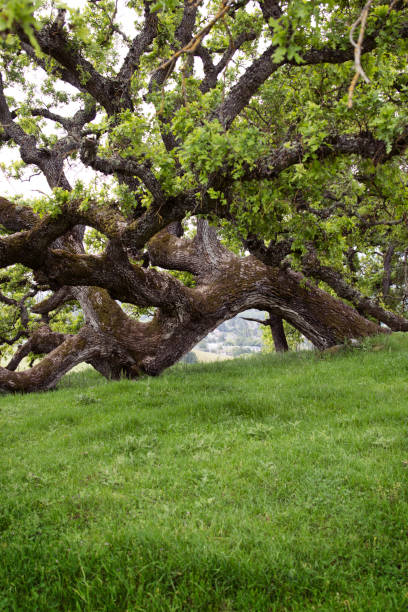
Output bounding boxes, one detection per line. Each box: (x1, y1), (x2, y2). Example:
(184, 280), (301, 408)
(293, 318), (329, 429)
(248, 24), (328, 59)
(268, 313), (289, 352)
(0, 1), (407, 395)
(0, 222), (384, 393)
(302, 247), (408, 331)
(382, 242), (395, 300)
(6, 325), (70, 371)
(241, 312), (289, 352)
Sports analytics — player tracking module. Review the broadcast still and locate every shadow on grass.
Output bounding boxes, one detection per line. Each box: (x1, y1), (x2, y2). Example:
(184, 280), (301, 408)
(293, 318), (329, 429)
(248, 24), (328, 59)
(1, 527), (406, 611)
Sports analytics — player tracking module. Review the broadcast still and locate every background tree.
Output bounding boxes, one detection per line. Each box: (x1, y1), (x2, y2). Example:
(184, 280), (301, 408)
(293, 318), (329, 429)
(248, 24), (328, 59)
(0, 0), (407, 392)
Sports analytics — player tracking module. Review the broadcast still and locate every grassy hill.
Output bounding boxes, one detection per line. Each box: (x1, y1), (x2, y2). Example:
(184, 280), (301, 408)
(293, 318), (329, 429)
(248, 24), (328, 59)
(1, 334), (408, 611)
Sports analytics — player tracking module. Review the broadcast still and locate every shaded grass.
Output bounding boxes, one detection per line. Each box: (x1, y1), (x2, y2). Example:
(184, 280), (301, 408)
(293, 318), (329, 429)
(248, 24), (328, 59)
(1, 333), (408, 610)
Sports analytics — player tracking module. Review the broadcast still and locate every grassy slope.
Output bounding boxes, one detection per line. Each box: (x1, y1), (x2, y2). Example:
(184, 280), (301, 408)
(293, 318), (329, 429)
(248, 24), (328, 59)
(0, 334), (408, 611)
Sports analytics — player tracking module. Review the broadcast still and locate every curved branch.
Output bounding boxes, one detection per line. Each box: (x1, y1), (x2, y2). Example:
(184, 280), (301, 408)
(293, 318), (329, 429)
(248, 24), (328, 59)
(0, 327), (96, 392)
(147, 219), (230, 277)
(41, 246), (191, 311)
(18, 26), (123, 115)
(0, 209), (75, 268)
(31, 104), (96, 132)
(244, 234), (293, 267)
(6, 324), (70, 371)
(0, 197), (39, 232)
(0, 75), (71, 190)
(31, 286), (75, 316)
(199, 28), (258, 94)
(258, 0), (282, 24)
(244, 129), (408, 181)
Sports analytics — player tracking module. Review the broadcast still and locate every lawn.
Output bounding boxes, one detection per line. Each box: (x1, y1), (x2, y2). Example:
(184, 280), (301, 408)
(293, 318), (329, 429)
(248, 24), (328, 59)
(0, 334), (408, 611)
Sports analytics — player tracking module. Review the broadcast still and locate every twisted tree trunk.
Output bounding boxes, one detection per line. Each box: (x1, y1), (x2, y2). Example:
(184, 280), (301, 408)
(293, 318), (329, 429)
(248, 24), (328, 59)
(0, 221), (383, 393)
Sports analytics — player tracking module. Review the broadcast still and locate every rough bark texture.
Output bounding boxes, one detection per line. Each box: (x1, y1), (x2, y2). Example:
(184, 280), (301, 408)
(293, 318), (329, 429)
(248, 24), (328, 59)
(0, 218), (383, 393)
(382, 243), (395, 300)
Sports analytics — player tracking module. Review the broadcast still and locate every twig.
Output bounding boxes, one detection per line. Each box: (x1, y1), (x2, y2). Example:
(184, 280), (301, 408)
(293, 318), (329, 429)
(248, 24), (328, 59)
(156, 0), (234, 75)
(347, 0), (401, 108)
(347, 0), (373, 108)
(240, 316), (270, 326)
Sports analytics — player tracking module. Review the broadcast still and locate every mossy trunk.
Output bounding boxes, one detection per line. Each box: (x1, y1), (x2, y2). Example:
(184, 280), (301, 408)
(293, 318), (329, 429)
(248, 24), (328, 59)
(0, 222), (384, 393)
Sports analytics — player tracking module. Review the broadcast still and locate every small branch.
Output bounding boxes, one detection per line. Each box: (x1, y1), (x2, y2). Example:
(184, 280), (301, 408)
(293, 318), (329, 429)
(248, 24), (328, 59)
(79, 139), (165, 203)
(241, 316), (269, 325)
(200, 28), (257, 93)
(347, 0), (373, 108)
(347, 0), (401, 108)
(32, 286), (75, 315)
(0, 330), (28, 347)
(156, 0), (234, 76)
(31, 105), (96, 132)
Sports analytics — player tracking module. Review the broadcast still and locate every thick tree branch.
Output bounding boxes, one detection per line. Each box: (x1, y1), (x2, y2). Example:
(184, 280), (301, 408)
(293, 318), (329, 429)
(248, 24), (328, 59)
(216, 43), (277, 128)
(31, 286), (75, 316)
(17, 26), (123, 115)
(40, 245), (191, 312)
(0, 212), (75, 268)
(0, 327), (97, 392)
(216, 22), (408, 128)
(302, 246), (408, 331)
(244, 129), (408, 181)
(0, 196), (39, 232)
(5, 324), (70, 371)
(267, 312), (289, 352)
(258, 0), (282, 24)
(117, 0), (159, 87)
(148, 219), (230, 277)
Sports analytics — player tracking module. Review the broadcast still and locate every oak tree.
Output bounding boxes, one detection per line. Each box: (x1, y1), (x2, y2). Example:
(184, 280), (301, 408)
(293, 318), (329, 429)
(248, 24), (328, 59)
(0, 0), (407, 391)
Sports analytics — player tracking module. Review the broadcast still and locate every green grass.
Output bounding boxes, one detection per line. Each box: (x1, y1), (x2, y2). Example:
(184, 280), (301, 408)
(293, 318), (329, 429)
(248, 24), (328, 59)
(1, 334), (408, 611)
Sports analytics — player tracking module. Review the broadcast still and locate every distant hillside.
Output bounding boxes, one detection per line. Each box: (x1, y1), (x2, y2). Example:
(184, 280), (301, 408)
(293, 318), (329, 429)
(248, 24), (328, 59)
(193, 309), (264, 358)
